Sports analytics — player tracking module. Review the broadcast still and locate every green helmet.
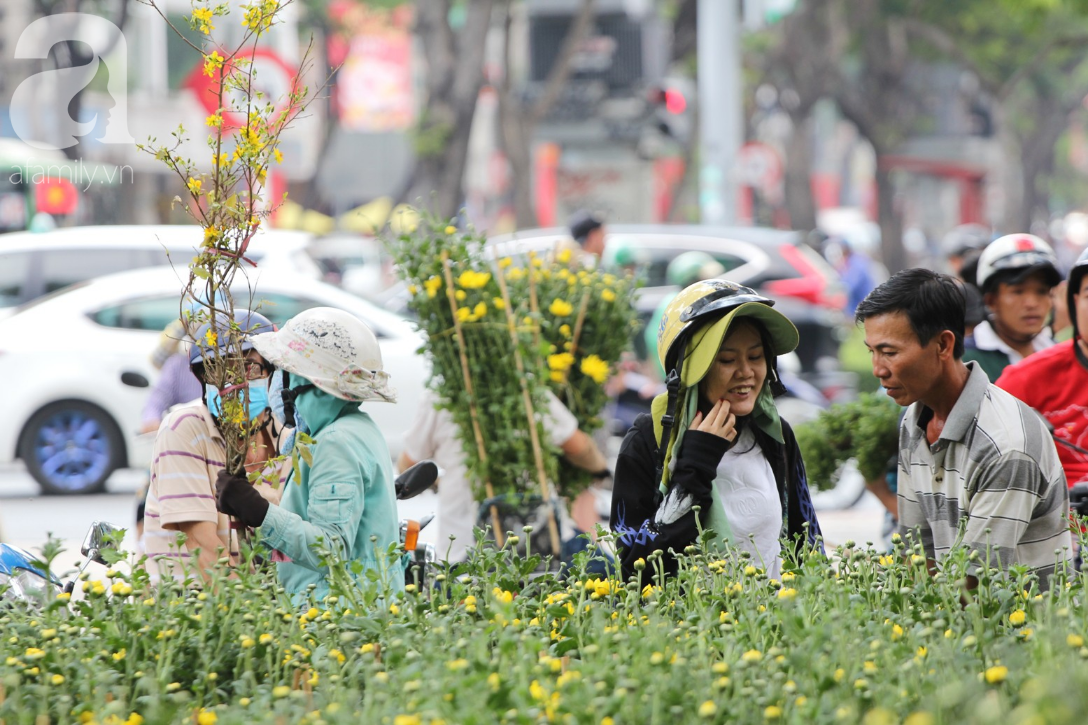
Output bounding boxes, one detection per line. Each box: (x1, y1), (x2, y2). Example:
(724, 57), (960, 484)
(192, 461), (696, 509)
(608, 237), (643, 267)
(666, 251), (725, 288)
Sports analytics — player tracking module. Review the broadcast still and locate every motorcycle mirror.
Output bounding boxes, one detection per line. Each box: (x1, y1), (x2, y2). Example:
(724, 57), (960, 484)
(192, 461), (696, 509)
(395, 460), (439, 501)
(80, 521), (122, 565)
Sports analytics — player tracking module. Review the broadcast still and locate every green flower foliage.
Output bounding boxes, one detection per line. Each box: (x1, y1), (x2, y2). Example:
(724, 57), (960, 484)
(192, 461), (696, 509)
(385, 219), (557, 502)
(794, 393), (902, 490)
(3, 529), (1088, 723)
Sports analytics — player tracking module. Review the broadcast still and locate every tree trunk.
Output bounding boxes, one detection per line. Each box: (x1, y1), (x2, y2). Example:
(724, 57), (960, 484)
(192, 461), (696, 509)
(874, 163), (907, 274)
(992, 104), (1025, 234)
(495, 0), (595, 229)
(406, 99), (481, 219)
(783, 113), (817, 232)
(497, 94), (538, 228)
(1015, 99), (1071, 232)
(403, 0), (496, 220)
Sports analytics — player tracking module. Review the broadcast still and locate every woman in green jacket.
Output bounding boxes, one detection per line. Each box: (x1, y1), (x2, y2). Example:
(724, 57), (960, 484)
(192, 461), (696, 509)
(216, 307), (404, 604)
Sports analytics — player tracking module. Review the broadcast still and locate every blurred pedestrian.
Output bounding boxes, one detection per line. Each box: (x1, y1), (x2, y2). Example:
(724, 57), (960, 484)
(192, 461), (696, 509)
(216, 308), (404, 604)
(610, 280), (822, 583)
(856, 269), (1071, 590)
(964, 234), (1061, 381)
(568, 210), (607, 260)
(837, 239), (876, 317)
(942, 224), (991, 279)
(997, 247), (1088, 490)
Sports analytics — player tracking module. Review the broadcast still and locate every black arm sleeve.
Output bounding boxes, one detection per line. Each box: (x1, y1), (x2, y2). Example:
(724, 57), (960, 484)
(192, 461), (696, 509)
(609, 414), (730, 583)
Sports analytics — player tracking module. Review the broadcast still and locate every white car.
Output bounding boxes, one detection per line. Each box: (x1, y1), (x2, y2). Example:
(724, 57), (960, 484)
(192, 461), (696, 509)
(0, 225), (323, 320)
(0, 266), (429, 495)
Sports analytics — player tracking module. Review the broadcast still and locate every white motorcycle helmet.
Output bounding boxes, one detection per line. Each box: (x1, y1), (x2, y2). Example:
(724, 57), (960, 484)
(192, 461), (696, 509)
(250, 307), (395, 403)
(975, 233), (1061, 294)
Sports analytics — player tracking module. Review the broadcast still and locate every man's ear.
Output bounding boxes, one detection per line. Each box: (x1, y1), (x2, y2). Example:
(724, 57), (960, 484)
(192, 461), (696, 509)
(935, 330), (957, 360)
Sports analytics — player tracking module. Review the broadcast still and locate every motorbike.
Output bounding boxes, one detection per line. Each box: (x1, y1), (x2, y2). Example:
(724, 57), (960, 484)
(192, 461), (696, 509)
(395, 459), (439, 587)
(0, 521), (121, 605)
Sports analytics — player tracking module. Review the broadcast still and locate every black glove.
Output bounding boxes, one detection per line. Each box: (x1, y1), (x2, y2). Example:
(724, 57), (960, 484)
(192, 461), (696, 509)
(215, 470), (270, 529)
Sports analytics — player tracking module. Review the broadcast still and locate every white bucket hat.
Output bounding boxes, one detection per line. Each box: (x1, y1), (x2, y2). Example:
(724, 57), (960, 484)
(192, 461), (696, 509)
(251, 307), (396, 403)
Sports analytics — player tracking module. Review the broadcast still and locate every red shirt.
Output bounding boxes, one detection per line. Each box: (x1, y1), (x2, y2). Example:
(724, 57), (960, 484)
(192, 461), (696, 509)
(996, 340), (1088, 486)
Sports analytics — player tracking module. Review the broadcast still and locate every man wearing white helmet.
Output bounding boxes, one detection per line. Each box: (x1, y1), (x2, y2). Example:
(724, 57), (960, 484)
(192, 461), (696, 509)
(997, 247), (1088, 490)
(963, 233), (1062, 382)
(214, 307), (404, 603)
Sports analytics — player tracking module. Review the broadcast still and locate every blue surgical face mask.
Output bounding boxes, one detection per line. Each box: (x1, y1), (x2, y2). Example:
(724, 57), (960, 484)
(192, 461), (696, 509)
(206, 378), (270, 421)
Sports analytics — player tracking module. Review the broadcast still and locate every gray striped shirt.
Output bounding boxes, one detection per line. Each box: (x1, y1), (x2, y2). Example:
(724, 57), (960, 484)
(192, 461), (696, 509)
(898, 362), (1072, 589)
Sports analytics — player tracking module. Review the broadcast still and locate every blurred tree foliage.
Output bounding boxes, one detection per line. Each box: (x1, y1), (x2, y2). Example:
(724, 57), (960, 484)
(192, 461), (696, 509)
(760, 0), (1088, 261)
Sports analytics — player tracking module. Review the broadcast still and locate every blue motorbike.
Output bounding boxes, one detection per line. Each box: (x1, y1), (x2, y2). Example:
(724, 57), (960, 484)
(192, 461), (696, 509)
(0, 521), (120, 605)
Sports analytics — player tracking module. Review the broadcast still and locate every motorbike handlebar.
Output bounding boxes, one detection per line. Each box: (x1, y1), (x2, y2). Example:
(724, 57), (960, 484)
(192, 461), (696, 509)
(395, 460), (439, 501)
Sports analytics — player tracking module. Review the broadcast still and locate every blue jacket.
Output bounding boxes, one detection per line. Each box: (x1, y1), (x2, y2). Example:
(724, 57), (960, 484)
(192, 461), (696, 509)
(261, 388), (403, 604)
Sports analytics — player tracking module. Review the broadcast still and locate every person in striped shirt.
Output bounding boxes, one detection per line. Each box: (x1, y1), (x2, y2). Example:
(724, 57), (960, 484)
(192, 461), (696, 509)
(142, 310), (284, 583)
(856, 269), (1072, 590)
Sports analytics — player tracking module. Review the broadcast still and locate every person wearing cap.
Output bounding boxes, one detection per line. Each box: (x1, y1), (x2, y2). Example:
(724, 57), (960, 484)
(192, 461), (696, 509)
(942, 224), (991, 279)
(143, 310), (284, 583)
(568, 210), (607, 259)
(997, 247), (1088, 490)
(857, 269), (1071, 590)
(963, 233), (1062, 382)
(610, 280), (822, 583)
(214, 307), (404, 603)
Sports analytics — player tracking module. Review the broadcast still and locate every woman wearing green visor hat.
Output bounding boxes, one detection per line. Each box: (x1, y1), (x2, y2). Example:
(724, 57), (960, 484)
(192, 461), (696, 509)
(610, 280), (823, 582)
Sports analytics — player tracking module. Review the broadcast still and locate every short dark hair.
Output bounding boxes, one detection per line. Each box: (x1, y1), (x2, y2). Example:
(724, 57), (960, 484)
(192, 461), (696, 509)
(855, 268), (966, 359)
(568, 210), (604, 244)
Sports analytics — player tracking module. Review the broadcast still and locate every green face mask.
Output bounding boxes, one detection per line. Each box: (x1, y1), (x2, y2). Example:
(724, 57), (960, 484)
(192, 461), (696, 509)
(288, 374), (357, 434)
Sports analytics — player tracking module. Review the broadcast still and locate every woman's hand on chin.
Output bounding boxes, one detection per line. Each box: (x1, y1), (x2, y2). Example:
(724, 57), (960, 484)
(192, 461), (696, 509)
(692, 399), (737, 443)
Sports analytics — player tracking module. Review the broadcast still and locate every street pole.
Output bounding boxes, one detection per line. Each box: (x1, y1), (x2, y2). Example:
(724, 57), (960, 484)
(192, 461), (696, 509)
(698, 0), (742, 226)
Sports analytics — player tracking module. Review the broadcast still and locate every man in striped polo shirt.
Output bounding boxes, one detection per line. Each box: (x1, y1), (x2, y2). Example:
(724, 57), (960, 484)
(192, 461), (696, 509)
(856, 269), (1072, 590)
(143, 310), (283, 583)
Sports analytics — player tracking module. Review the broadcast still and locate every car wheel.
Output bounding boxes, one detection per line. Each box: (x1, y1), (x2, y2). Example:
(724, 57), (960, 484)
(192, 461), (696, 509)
(20, 401), (122, 495)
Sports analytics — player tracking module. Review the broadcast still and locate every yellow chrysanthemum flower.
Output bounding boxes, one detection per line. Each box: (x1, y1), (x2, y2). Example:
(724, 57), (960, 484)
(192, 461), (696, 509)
(549, 298), (573, 316)
(580, 354), (609, 384)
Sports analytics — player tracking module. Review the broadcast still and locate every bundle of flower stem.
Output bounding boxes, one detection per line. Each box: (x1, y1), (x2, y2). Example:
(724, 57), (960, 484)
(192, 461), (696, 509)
(386, 221), (560, 518)
(503, 247), (640, 497)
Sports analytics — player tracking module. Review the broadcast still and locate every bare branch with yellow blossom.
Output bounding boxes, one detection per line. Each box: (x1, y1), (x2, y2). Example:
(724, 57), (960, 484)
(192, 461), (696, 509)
(135, 0), (331, 476)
